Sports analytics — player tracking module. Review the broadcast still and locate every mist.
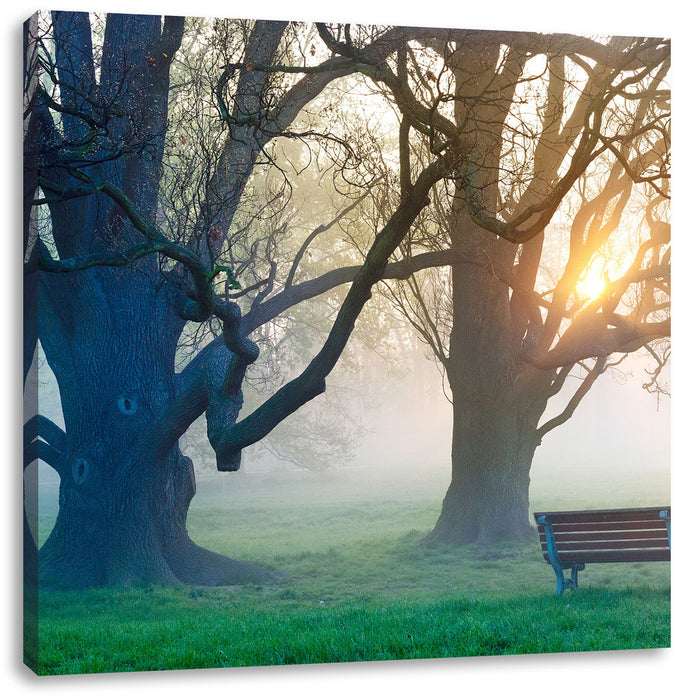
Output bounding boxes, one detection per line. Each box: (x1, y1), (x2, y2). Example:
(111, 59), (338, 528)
(28, 332), (670, 538)
(320, 346), (671, 508)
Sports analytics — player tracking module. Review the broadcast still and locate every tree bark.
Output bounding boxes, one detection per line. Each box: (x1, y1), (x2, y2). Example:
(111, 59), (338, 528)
(36, 264), (273, 588)
(425, 214), (552, 545)
(427, 382), (544, 545)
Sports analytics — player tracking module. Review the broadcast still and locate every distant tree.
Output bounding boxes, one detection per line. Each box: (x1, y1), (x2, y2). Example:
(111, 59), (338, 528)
(362, 31), (671, 543)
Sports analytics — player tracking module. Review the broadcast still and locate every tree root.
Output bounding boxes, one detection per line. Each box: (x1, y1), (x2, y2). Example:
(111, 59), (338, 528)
(163, 535), (279, 586)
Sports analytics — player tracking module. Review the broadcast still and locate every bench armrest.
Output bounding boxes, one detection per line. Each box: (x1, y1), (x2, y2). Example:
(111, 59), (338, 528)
(659, 509), (671, 549)
(537, 515), (560, 569)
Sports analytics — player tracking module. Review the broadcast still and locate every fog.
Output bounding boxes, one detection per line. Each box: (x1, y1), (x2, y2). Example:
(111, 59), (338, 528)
(28, 338), (670, 527)
(308, 347), (671, 508)
(530, 358), (670, 507)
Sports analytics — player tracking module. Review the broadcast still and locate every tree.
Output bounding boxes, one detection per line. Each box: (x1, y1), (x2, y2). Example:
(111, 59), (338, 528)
(368, 32), (671, 543)
(23, 13), (460, 588)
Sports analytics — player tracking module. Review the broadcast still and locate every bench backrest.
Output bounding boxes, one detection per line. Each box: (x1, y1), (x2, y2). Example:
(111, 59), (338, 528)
(534, 507), (670, 566)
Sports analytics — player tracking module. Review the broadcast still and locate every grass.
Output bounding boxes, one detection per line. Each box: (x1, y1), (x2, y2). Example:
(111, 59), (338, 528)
(33, 585), (669, 675)
(29, 469), (671, 675)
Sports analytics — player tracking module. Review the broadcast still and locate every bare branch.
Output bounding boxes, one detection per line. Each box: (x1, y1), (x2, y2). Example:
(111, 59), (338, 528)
(536, 356), (606, 441)
(210, 157), (447, 469)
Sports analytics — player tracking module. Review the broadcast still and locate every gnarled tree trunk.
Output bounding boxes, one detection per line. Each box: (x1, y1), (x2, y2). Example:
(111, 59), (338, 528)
(26, 13), (451, 587)
(26, 13), (281, 588)
(37, 264), (272, 587)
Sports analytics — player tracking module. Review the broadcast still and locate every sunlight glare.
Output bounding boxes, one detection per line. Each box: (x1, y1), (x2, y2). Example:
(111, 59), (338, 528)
(578, 258), (607, 300)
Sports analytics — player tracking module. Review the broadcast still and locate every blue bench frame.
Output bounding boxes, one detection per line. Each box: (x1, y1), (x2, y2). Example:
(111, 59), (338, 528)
(535, 507), (670, 596)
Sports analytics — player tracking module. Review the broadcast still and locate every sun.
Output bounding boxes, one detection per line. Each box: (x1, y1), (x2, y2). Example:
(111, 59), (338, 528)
(578, 258), (608, 300)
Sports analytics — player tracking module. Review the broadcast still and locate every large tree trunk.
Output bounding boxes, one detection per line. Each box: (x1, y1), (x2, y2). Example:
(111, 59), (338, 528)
(37, 265), (272, 588)
(427, 384), (542, 545)
(27, 13), (280, 588)
(426, 213), (550, 545)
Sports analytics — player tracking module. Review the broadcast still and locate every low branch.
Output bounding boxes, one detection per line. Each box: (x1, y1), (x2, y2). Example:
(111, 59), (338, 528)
(24, 439), (66, 474)
(39, 172), (215, 320)
(536, 357), (606, 441)
(243, 246), (546, 334)
(37, 238), (169, 273)
(211, 158), (447, 469)
(24, 414), (66, 454)
(23, 415), (68, 476)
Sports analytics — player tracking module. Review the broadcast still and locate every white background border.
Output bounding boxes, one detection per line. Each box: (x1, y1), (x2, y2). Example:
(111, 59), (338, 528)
(2, 2), (682, 698)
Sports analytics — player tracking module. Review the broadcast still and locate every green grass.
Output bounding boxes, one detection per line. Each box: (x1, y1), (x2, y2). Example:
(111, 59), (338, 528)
(29, 470), (671, 675)
(33, 584), (669, 675)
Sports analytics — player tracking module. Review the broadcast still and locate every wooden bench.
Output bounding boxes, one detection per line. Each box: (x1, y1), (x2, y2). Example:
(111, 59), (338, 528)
(534, 507), (671, 595)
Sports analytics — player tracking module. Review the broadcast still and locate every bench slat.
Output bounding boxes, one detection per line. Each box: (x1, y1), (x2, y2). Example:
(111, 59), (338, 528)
(544, 549), (670, 565)
(537, 520), (667, 534)
(538, 530), (667, 543)
(534, 507), (668, 525)
(540, 538), (668, 552)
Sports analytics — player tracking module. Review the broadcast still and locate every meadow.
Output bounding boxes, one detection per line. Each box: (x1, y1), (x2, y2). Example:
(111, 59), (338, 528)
(28, 467), (671, 675)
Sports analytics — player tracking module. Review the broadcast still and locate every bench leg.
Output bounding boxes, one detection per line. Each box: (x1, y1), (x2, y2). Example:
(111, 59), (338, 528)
(539, 516), (585, 595)
(554, 563), (584, 596)
(554, 567), (566, 597)
(569, 563), (584, 591)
